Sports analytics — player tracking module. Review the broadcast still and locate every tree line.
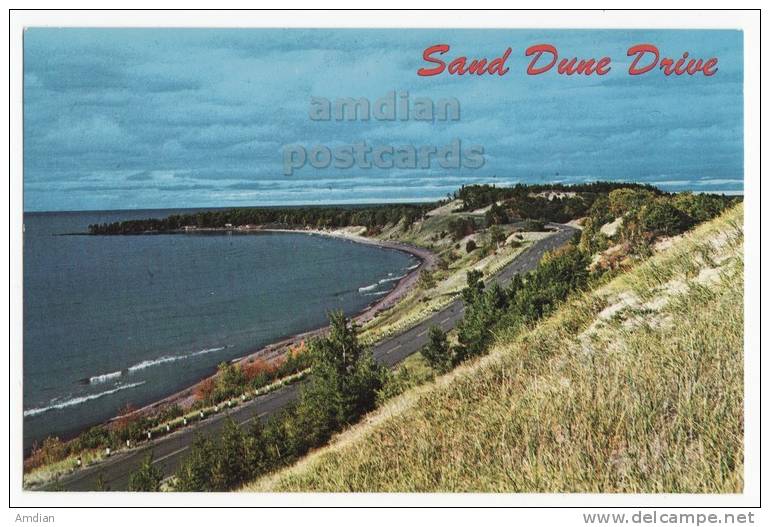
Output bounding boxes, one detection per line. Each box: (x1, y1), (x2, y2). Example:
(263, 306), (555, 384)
(578, 188), (739, 256)
(88, 204), (432, 235)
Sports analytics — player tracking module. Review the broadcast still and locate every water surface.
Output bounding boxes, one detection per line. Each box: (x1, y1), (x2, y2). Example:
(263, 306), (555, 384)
(23, 210), (416, 448)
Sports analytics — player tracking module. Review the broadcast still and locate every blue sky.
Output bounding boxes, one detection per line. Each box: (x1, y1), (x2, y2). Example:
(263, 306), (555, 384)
(23, 29), (743, 211)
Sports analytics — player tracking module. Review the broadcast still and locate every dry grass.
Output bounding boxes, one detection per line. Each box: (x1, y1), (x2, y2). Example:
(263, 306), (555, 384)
(245, 204), (744, 493)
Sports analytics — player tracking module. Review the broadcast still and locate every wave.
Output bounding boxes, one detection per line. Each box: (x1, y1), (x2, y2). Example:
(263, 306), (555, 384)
(89, 370), (123, 384)
(364, 290), (389, 297)
(379, 274), (406, 284)
(190, 346), (226, 357)
(405, 263), (420, 271)
(128, 355), (181, 372)
(128, 346), (226, 373)
(24, 382), (146, 418)
(80, 346), (228, 382)
(358, 283), (380, 293)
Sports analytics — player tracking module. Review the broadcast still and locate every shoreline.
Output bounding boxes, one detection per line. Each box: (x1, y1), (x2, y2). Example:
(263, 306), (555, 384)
(57, 228), (438, 437)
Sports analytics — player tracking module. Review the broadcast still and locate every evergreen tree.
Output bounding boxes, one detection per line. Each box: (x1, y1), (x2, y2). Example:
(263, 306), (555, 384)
(244, 419), (270, 479)
(422, 326), (452, 373)
(127, 453), (163, 492)
(173, 435), (216, 491)
(295, 311), (386, 448)
(210, 418), (249, 490)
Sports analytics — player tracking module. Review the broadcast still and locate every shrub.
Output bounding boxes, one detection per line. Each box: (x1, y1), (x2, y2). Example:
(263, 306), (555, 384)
(418, 270), (436, 289)
(465, 239), (477, 253)
(75, 425), (113, 451)
(155, 404), (183, 423)
(243, 359), (277, 382)
(519, 219), (548, 232)
(213, 362), (247, 402)
(194, 377), (216, 403)
(377, 363), (434, 403)
(25, 437), (67, 471)
(448, 217), (477, 241)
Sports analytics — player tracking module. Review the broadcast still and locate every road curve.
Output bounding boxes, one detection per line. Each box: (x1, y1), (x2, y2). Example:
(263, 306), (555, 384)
(42, 224), (577, 491)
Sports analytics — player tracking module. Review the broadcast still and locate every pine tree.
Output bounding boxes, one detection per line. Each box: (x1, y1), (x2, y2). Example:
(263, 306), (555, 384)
(295, 311), (386, 449)
(173, 435), (216, 491)
(422, 326), (452, 373)
(127, 453), (163, 492)
(210, 418), (249, 490)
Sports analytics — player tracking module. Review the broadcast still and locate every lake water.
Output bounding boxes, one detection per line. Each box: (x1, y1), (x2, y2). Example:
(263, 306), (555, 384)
(23, 210), (417, 449)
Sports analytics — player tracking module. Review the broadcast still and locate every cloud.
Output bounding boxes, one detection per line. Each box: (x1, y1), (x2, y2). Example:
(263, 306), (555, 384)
(23, 28), (744, 211)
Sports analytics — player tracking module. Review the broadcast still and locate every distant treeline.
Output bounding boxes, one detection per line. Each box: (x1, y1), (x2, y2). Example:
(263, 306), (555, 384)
(89, 182), (740, 235)
(456, 182), (668, 223)
(88, 204), (433, 235)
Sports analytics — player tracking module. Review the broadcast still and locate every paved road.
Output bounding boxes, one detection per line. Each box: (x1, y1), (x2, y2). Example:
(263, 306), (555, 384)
(44, 224), (577, 491)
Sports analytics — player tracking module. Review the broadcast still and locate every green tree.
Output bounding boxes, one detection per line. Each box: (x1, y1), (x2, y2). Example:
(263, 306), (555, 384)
(455, 282), (508, 363)
(210, 418), (249, 490)
(486, 225), (506, 249)
(244, 419), (270, 478)
(638, 200), (693, 237)
(461, 269), (485, 304)
(422, 326), (452, 373)
(128, 453), (163, 492)
(485, 202), (509, 225)
(608, 188), (655, 217)
(173, 435), (217, 491)
(294, 311), (386, 449)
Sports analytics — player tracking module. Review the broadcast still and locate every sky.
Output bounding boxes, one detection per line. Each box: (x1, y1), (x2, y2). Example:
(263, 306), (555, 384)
(23, 29), (743, 211)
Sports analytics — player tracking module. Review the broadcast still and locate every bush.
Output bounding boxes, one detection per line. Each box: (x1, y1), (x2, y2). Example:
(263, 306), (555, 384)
(448, 217), (477, 241)
(418, 270), (436, 289)
(519, 219), (548, 232)
(465, 239), (477, 253)
(74, 425), (113, 451)
(212, 362), (247, 403)
(377, 363), (434, 403)
(25, 437), (67, 471)
(638, 200), (693, 237)
(194, 378), (216, 404)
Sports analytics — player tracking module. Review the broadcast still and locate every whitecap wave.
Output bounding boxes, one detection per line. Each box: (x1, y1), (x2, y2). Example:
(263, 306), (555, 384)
(128, 346), (226, 373)
(358, 283), (379, 293)
(24, 382), (146, 417)
(89, 371), (123, 384)
(364, 290), (389, 297)
(128, 355), (180, 372)
(405, 263), (420, 271)
(191, 346), (226, 357)
(379, 274), (406, 284)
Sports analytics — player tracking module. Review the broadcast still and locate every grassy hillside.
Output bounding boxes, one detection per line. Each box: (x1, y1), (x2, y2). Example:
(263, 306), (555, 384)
(245, 204), (743, 493)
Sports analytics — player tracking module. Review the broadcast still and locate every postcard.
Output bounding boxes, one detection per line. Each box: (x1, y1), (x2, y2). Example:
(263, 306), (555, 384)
(8, 8), (761, 523)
